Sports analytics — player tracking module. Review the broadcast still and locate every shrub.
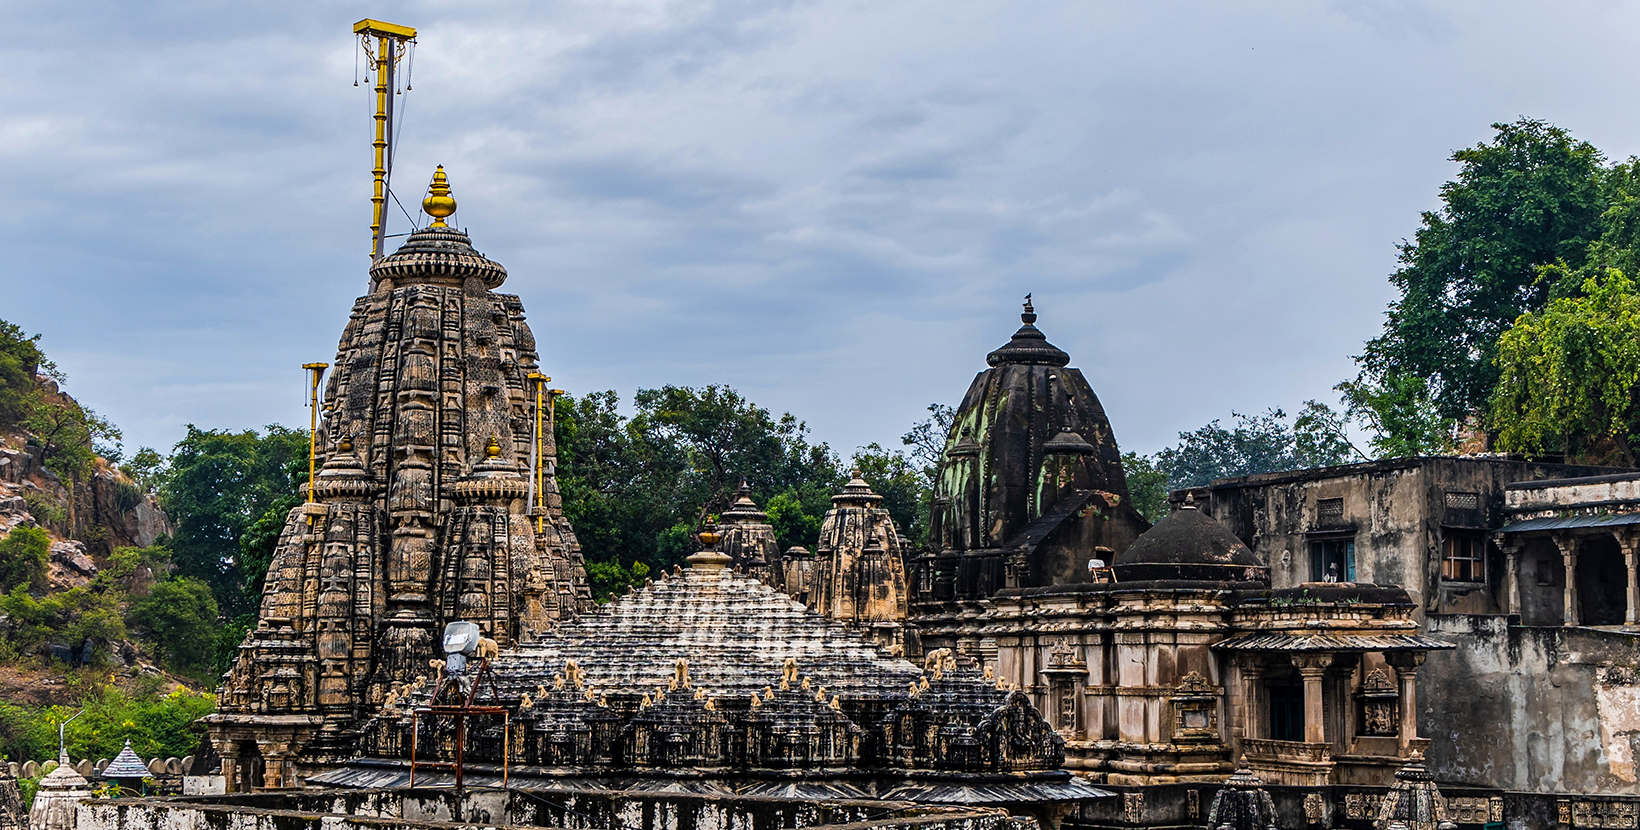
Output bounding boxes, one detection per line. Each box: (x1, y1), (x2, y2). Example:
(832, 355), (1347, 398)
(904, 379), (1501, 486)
(0, 527), (49, 593)
(0, 586), (126, 664)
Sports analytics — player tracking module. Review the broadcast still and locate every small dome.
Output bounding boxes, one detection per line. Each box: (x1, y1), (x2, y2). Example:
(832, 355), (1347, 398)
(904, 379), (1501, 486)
(986, 300), (1070, 367)
(831, 470), (883, 507)
(1042, 429), (1096, 455)
(1114, 503), (1267, 583)
(368, 225), (508, 289)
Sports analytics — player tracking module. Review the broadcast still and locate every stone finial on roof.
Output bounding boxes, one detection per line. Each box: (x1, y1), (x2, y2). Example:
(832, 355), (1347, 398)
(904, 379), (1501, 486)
(1374, 752), (1457, 830)
(423, 166), (457, 228)
(686, 519), (733, 571)
(831, 469), (883, 508)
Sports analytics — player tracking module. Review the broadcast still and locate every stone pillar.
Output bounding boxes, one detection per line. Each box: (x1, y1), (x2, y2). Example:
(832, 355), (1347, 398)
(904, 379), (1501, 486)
(218, 745), (240, 793)
(1616, 530), (1640, 626)
(1555, 534), (1579, 626)
(1292, 653), (1333, 744)
(1237, 657), (1265, 741)
(1385, 651), (1427, 753)
(1496, 535), (1522, 616)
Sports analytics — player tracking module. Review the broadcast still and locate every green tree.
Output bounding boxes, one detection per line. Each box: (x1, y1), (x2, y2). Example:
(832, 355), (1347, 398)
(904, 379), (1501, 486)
(1491, 269), (1640, 465)
(128, 577), (220, 677)
(554, 387), (843, 571)
(0, 685), (216, 766)
(1354, 118), (1608, 440)
(1336, 375), (1454, 458)
(585, 559), (650, 603)
(900, 403), (955, 485)
(160, 425), (306, 616)
(1155, 408), (1358, 490)
(1120, 452), (1169, 523)
(120, 447), (167, 494)
(0, 319), (49, 429)
(0, 527), (49, 594)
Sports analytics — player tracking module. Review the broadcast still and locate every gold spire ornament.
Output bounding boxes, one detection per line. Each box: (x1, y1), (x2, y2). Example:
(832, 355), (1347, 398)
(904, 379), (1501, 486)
(423, 166), (457, 227)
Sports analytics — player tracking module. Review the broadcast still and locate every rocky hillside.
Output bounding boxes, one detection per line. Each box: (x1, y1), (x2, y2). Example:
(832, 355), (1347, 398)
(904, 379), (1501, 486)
(0, 422), (170, 592)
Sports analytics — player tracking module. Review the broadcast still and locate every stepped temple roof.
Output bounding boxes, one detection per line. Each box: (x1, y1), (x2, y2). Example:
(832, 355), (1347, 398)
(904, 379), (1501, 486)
(492, 560), (921, 697)
(316, 542), (1105, 807)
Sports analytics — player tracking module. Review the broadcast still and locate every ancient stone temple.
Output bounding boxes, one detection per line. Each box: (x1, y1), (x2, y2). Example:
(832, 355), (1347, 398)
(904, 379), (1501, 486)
(313, 530), (1103, 821)
(205, 171), (590, 790)
(913, 300), (1150, 656)
(715, 480), (780, 585)
(810, 470), (910, 655)
(986, 502), (1452, 794)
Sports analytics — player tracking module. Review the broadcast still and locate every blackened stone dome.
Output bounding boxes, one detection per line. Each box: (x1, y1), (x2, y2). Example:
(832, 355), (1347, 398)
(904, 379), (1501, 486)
(368, 225), (508, 289)
(986, 303), (1070, 367)
(1114, 504), (1268, 583)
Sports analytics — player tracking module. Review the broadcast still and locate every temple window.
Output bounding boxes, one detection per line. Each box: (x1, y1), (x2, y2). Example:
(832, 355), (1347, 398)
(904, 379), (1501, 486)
(1310, 538), (1355, 582)
(1316, 497), (1344, 526)
(1268, 683), (1303, 741)
(1441, 532), (1486, 582)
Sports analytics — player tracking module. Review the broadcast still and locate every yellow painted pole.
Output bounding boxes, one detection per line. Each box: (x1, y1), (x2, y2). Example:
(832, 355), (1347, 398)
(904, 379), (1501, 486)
(526, 373), (548, 532)
(303, 363), (329, 505)
(354, 19), (416, 260)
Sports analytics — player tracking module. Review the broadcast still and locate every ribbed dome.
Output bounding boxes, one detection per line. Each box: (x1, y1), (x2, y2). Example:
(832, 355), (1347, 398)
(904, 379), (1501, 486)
(368, 225), (508, 289)
(1114, 504), (1267, 583)
(985, 302), (1070, 367)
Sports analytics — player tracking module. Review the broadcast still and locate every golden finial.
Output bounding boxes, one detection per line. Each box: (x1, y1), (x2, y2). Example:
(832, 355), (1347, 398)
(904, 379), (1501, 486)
(485, 435), (502, 458)
(423, 166), (457, 227)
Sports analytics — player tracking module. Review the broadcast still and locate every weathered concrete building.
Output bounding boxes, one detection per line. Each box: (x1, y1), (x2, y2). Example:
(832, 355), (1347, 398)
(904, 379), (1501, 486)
(1177, 457), (1613, 616)
(1177, 459), (1640, 814)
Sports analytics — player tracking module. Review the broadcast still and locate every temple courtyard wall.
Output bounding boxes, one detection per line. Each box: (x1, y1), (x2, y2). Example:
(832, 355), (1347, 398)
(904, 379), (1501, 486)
(73, 790), (1036, 830)
(1420, 614), (1640, 795)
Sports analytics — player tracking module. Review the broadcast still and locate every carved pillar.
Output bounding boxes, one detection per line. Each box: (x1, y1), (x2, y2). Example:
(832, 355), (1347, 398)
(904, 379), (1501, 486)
(1495, 534), (1522, 616)
(1555, 533), (1579, 626)
(1616, 530), (1640, 626)
(1386, 651), (1427, 753)
(1292, 653), (1333, 744)
(1237, 656), (1265, 741)
(218, 745), (240, 794)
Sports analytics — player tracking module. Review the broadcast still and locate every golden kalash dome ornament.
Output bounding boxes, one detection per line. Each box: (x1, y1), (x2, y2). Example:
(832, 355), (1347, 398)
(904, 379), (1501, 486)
(423, 166), (457, 227)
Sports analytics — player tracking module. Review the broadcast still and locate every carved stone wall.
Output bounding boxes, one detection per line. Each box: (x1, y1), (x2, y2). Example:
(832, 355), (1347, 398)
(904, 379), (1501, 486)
(208, 224), (588, 783)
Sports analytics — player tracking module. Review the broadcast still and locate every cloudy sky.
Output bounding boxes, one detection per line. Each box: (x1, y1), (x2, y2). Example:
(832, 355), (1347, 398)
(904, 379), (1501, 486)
(4, 1), (1640, 460)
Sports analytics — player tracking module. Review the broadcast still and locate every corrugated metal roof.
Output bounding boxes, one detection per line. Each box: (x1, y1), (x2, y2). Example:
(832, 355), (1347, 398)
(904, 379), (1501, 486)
(1211, 632), (1453, 652)
(1497, 513), (1640, 533)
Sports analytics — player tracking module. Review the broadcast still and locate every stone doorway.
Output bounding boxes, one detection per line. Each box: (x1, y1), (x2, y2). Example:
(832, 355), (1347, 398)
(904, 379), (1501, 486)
(1268, 683), (1303, 741)
(235, 741), (264, 793)
(1578, 535), (1627, 625)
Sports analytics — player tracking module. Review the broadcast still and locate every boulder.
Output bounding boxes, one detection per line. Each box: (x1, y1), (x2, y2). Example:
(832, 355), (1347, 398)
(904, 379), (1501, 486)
(49, 541), (96, 577)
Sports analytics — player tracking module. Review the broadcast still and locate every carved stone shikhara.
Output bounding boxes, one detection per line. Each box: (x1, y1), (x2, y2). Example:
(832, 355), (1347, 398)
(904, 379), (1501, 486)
(913, 299), (1151, 654)
(812, 470), (911, 655)
(206, 224), (590, 789)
